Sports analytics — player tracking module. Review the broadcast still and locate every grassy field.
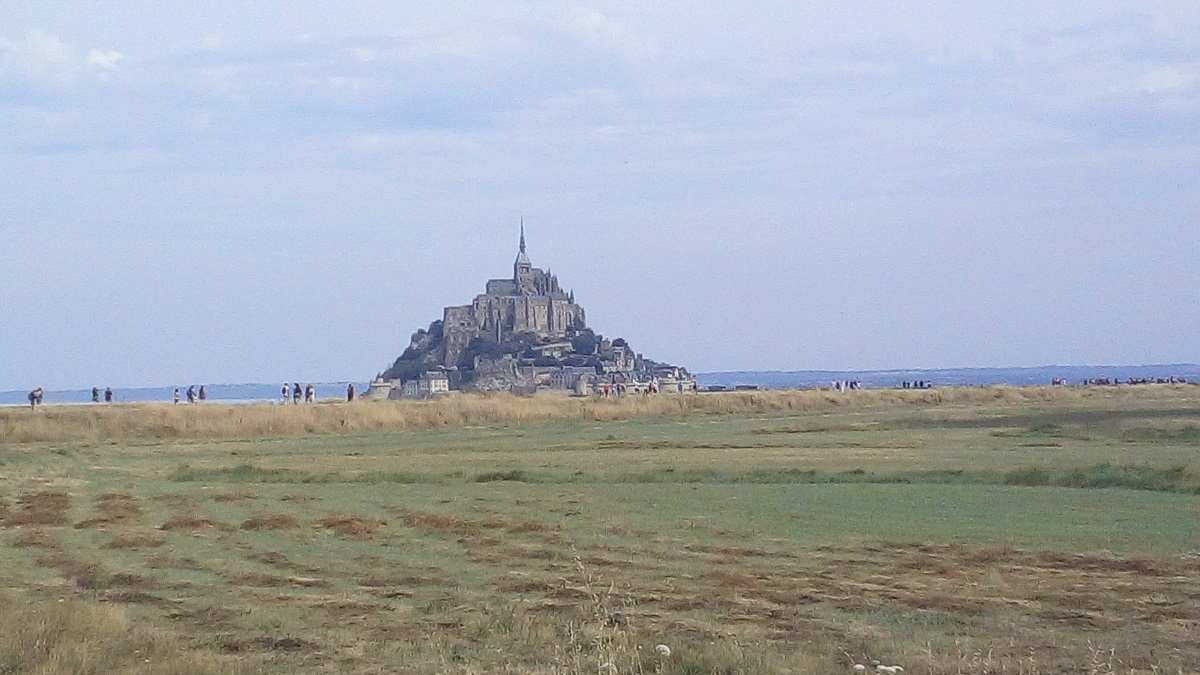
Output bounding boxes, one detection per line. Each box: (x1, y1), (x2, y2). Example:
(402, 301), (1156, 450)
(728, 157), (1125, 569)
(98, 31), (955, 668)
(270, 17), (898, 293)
(1, 385), (1199, 674)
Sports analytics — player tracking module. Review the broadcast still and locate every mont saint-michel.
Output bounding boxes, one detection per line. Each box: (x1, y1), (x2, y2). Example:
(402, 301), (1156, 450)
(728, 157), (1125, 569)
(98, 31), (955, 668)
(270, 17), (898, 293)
(372, 228), (693, 397)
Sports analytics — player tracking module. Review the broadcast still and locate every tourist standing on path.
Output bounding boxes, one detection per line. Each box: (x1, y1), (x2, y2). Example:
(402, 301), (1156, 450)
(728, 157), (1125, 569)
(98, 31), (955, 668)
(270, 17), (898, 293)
(281, 384), (289, 404)
(104, 387), (113, 403)
(173, 388), (180, 404)
(293, 383), (302, 404)
(305, 383), (315, 403)
(92, 387), (100, 403)
(198, 385), (206, 401)
(347, 383), (355, 402)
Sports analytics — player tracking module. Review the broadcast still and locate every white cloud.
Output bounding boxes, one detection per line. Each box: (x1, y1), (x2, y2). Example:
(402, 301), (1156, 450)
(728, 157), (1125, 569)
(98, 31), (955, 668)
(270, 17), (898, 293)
(1140, 65), (1195, 94)
(560, 7), (653, 59)
(1, 30), (123, 91)
(200, 32), (223, 51)
(86, 49), (122, 70)
(0, 30), (79, 84)
(344, 46), (376, 62)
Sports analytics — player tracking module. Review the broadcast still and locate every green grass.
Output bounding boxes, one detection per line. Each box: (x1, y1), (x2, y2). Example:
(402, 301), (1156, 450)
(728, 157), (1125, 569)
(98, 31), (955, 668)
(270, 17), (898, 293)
(1, 386), (1199, 674)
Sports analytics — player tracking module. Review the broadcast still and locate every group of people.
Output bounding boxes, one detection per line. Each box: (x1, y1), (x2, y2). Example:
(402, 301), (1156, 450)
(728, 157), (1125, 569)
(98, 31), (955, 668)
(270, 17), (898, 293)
(901, 381), (932, 389)
(172, 385), (207, 404)
(22, 382), (358, 408)
(281, 383), (358, 404)
(1070, 376), (1189, 386)
(283, 383), (316, 404)
(598, 378), (683, 396)
(833, 380), (863, 391)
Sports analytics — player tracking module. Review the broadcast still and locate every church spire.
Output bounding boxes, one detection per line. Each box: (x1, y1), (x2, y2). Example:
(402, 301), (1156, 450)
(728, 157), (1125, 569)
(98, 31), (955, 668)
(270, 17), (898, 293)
(514, 218), (531, 272)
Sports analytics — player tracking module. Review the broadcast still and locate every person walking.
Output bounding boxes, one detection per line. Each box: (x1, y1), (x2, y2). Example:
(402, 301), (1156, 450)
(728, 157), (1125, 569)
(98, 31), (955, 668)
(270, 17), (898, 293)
(92, 387), (100, 403)
(292, 383), (302, 404)
(347, 383), (355, 402)
(173, 388), (180, 404)
(305, 383), (315, 403)
(281, 384), (289, 404)
(198, 385), (207, 401)
(186, 385), (196, 404)
(104, 387), (113, 403)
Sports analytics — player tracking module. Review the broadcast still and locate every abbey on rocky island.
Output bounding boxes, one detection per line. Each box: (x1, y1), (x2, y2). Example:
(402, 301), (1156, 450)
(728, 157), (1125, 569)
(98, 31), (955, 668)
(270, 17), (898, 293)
(373, 227), (693, 397)
(442, 225), (587, 366)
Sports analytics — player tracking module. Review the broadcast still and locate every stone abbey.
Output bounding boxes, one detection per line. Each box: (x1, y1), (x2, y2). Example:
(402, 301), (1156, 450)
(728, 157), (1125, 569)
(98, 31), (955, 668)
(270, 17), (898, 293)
(441, 225), (587, 365)
(374, 226), (693, 397)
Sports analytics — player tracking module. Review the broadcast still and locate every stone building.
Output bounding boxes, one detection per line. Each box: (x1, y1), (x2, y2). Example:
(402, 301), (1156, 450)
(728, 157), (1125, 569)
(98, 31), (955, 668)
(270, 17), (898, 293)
(442, 226), (587, 365)
(391, 369), (450, 399)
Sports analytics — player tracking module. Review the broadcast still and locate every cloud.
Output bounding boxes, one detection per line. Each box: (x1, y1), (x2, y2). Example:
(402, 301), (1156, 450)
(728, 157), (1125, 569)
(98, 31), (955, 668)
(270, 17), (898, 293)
(200, 32), (223, 51)
(86, 49), (122, 70)
(1140, 65), (1196, 94)
(0, 30), (79, 85)
(559, 7), (653, 59)
(1, 30), (122, 91)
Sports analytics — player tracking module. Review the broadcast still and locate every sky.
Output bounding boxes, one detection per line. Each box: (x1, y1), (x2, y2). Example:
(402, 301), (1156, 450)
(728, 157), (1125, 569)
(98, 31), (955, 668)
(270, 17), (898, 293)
(2, 2), (1198, 390)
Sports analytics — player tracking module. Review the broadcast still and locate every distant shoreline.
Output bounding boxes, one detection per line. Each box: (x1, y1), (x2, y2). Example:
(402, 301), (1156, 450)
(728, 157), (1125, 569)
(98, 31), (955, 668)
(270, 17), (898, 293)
(3, 364), (1199, 406)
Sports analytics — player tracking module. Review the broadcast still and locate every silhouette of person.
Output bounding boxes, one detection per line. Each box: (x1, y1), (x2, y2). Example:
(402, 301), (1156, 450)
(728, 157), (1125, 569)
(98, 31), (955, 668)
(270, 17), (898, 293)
(104, 387), (113, 403)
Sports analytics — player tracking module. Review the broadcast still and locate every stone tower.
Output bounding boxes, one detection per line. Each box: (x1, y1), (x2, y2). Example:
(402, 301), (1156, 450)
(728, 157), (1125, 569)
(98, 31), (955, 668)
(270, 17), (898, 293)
(514, 221), (535, 294)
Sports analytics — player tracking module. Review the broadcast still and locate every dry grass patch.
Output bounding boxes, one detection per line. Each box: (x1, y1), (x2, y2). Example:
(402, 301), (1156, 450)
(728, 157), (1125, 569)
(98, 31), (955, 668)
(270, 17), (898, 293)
(97, 492), (142, 521)
(0, 592), (236, 675)
(389, 507), (473, 534)
(212, 491), (257, 502)
(227, 572), (328, 588)
(152, 492), (197, 508)
(2, 384), (1164, 443)
(240, 512), (301, 530)
(219, 635), (318, 654)
(9, 528), (60, 549)
(159, 513), (233, 532)
(318, 513), (386, 538)
(75, 494), (143, 529)
(507, 519), (554, 533)
(146, 551), (202, 570)
(3, 490), (71, 527)
(102, 531), (167, 549)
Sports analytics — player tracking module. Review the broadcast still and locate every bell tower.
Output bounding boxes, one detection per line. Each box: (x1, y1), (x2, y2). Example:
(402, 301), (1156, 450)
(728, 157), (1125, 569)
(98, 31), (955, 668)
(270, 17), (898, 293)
(513, 220), (534, 294)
